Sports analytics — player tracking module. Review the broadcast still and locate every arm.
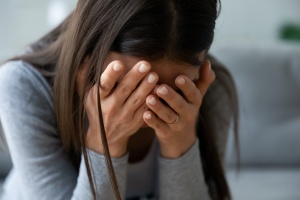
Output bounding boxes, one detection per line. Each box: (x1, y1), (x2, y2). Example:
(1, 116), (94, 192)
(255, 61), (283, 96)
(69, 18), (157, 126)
(142, 61), (215, 199)
(0, 61), (127, 200)
(74, 150), (128, 200)
(157, 61), (235, 200)
(158, 139), (211, 200)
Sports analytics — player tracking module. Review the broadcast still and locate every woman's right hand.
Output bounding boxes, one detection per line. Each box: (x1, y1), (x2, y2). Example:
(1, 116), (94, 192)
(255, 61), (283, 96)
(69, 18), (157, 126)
(85, 61), (158, 157)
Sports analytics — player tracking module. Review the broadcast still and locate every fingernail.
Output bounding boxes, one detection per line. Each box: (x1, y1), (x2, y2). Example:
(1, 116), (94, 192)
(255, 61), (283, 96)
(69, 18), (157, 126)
(159, 86), (168, 95)
(145, 113), (152, 119)
(139, 63), (150, 73)
(113, 63), (122, 72)
(149, 97), (156, 105)
(177, 77), (185, 85)
(148, 74), (157, 83)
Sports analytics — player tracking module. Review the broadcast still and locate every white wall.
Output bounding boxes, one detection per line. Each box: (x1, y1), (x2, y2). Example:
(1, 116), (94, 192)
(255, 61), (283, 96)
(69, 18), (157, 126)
(215, 0), (300, 42)
(0, 0), (300, 61)
(0, 0), (76, 61)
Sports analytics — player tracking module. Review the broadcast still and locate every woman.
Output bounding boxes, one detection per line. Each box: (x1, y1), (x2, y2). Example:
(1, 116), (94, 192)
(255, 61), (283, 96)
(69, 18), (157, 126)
(0, 0), (238, 199)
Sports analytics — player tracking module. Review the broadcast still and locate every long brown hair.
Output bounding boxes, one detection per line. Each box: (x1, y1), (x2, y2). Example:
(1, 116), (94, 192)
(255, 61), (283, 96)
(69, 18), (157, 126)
(7, 0), (239, 199)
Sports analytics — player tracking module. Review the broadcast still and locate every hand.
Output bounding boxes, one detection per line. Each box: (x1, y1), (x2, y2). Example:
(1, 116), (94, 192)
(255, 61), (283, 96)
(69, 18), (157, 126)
(85, 61), (158, 157)
(143, 60), (215, 158)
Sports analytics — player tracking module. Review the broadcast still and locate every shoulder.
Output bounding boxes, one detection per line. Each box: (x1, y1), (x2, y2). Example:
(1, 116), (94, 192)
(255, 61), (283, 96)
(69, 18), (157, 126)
(0, 60), (53, 100)
(0, 60), (52, 92)
(0, 60), (54, 117)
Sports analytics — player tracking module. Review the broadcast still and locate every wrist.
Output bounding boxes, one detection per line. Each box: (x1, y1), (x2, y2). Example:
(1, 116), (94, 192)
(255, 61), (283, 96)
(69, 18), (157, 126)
(87, 140), (128, 158)
(86, 127), (128, 158)
(108, 142), (128, 158)
(159, 135), (197, 159)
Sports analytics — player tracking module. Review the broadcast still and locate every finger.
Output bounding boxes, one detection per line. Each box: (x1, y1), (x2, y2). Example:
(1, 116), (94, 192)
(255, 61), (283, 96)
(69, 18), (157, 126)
(156, 84), (188, 114)
(100, 61), (124, 98)
(146, 95), (178, 124)
(114, 61), (151, 104)
(196, 60), (215, 96)
(175, 75), (202, 106)
(143, 111), (169, 132)
(124, 72), (158, 112)
(133, 102), (149, 126)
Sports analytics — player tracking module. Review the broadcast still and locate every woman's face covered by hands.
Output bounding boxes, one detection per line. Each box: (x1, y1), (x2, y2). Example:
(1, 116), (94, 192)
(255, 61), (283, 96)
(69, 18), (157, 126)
(77, 51), (215, 158)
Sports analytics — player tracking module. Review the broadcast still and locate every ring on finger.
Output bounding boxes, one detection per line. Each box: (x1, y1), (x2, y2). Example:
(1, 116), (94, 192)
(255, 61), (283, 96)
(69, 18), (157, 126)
(167, 115), (179, 125)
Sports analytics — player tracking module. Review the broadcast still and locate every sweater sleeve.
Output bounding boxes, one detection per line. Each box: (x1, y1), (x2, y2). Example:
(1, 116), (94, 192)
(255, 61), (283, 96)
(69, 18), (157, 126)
(0, 61), (128, 200)
(158, 139), (211, 200)
(73, 150), (128, 200)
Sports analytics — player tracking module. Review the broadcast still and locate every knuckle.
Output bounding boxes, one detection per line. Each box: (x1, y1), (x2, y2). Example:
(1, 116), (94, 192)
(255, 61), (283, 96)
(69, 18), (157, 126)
(132, 96), (143, 106)
(119, 84), (133, 95)
(174, 101), (185, 111)
(101, 82), (112, 91)
(100, 76), (113, 90)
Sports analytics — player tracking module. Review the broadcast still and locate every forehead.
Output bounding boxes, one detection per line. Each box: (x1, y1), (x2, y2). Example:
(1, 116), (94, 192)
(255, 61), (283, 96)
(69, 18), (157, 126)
(104, 52), (202, 88)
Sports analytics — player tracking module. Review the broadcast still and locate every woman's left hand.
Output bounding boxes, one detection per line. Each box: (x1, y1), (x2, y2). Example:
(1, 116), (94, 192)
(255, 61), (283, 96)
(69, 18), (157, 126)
(143, 60), (215, 158)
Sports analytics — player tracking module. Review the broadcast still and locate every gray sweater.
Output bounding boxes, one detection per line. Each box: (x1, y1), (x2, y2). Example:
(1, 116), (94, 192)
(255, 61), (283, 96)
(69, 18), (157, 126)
(0, 61), (211, 200)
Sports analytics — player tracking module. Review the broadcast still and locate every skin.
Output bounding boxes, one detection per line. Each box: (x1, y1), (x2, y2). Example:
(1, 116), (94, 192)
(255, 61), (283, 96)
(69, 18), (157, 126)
(77, 52), (215, 159)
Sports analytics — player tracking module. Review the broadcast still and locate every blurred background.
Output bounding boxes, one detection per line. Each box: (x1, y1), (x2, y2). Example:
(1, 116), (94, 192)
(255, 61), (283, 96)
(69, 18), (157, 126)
(1, 0), (300, 61)
(214, 0), (300, 42)
(0, 0), (76, 61)
(0, 0), (300, 199)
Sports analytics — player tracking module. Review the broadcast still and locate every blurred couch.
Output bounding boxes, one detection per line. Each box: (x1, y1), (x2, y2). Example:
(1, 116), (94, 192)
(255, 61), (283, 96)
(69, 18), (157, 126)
(1, 41), (300, 199)
(211, 40), (300, 200)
